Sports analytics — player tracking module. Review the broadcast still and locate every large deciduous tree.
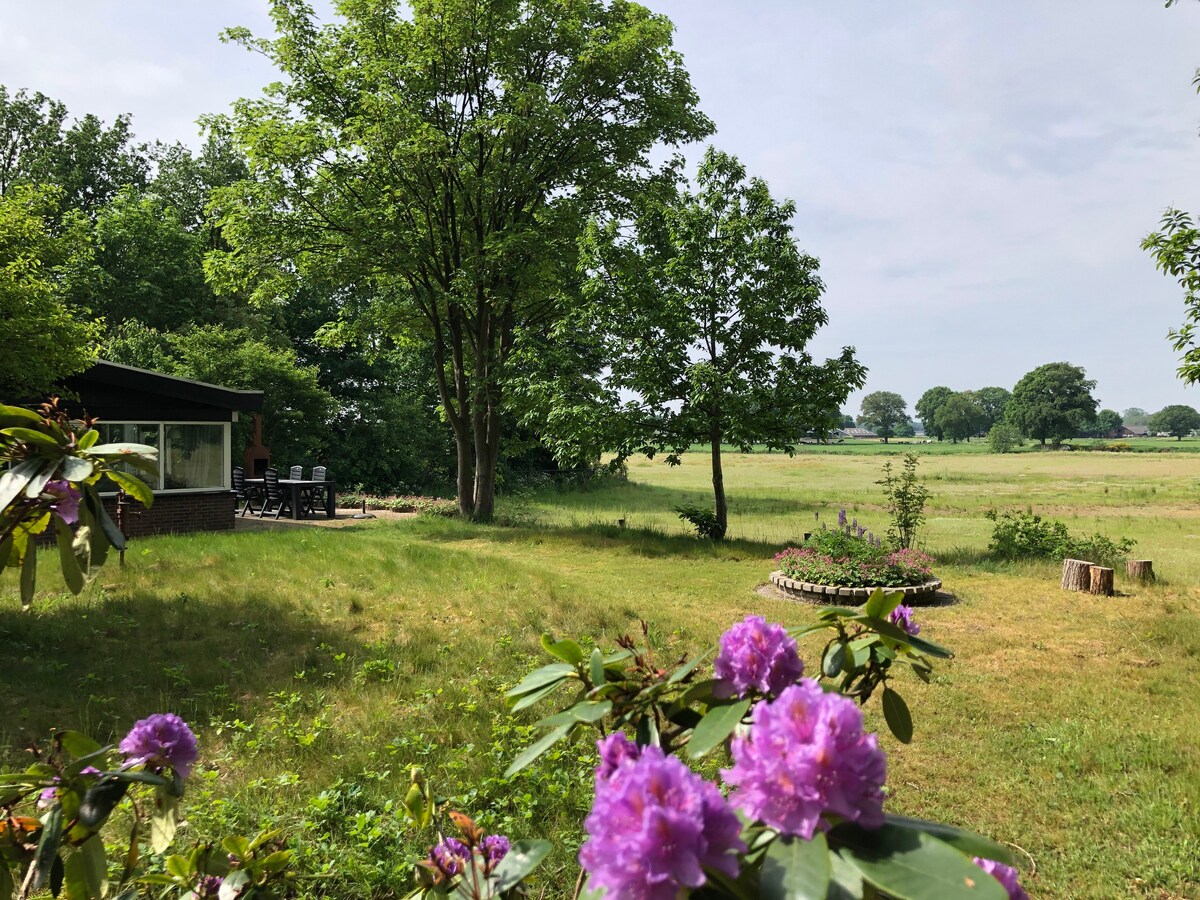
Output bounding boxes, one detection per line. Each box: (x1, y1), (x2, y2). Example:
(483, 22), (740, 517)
(556, 148), (863, 539)
(208, 0), (712, 521)
(1148, 404), (1200, 440)
(1095, 408), (1123, 436)
(915, 386), (953, 441)
(934, 392), (983, 443)
(972, 386), (1011, 431)
(858, 391), (907, 443)
(1006, 362), (1097, 446)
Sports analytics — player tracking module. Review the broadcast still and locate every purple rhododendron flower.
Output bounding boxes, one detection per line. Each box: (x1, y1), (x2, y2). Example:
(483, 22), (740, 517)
(44, 480), (81, 525)
(191, 875), (223, 899)
(888, 604), (921, 636)
(119, 713), (199, 778)
(38, 766), (100, 808)
(481, 834), (510, 869)
(974, 858), (1030, 900)
(580, 745), (745, 899)
(713, 615), (803, 698)
(596, 732), (642, 780)
(430, 837), (471, 878)
(724, 680), (887, 839)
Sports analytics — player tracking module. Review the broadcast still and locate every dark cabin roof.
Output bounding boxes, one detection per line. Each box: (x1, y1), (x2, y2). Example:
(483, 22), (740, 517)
(60, 360), (264, 423)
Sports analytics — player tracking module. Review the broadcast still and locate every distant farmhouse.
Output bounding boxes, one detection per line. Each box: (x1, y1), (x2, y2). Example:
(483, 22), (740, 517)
(1106, 425), (1150, 438)
(836, 427), (879, 439)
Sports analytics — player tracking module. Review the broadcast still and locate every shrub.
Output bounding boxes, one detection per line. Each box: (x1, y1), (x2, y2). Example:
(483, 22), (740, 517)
(674, 504), (724, 539)
(985, 509), (1135, 566)
(876, 454), (930, 549)
(776, 511), (935, 587)
(987, 422), (1024, 453)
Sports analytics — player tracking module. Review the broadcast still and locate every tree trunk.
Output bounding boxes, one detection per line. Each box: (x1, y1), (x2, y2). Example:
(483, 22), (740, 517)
(1126, 560), (1155, 583)
(1061, 558), (1094, 591)
(1088, 566), (1114, 597)
(455, 433), (474, 518)
(710, 423), (728, 540)
(471, 399), (501, 523)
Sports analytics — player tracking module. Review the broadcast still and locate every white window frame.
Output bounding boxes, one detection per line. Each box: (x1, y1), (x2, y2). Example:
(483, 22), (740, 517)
(98, 421), (231, 494)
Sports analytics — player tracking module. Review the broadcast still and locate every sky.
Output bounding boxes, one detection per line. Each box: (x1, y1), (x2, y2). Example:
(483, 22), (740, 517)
(3, 1), (1200, 416)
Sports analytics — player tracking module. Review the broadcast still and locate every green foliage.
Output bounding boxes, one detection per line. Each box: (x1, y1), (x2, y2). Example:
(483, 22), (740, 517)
(984, 509), (1135, 566)
(915, 386), (953, 442)
(876, 453), (930, 550)
(858, 391), (908, 443)
(1144, 207), (1200, 383)
(776, 539), (936, 588)
(0, 184), (101, 395)
(933, 392), (983, 443)
(972, 387), (1011, 432)
(986, 422), (1024, 454)
(1096, 408), (1123, 435)
(1122, 406), (1150, 427)
(212, 0), (713, 521)
(673, 504), (724, 540)
(1148, 403), (1200, 439)
(1006, 361), (1098, 445)
(566, 148), (864, 539)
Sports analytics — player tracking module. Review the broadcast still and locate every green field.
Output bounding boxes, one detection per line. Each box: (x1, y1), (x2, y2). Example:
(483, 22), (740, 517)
(3, 450), (1199, 898)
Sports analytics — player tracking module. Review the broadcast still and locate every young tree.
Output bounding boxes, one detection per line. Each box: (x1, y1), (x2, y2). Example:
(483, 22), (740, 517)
(1096, 408), (1123, 436)
(915, 386), (953, 441)
(565, 148), (864, 539)
(209, 0), (712, 521)
(934, 392), (983, 443)
(1006, 362), (1098, 446)
(859, 391), (908, 443)
(1148, 404), (1200, 440)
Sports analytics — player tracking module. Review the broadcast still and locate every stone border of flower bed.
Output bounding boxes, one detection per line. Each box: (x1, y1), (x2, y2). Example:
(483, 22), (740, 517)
(769, 570), (942, 604)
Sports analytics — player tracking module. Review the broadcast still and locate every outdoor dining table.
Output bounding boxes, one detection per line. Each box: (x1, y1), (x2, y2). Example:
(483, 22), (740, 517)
(245, 478), (337, 519)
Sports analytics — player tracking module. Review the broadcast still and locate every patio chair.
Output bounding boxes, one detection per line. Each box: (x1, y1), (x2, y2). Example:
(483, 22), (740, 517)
(289, 465), (303, 480)
(232, 466), (260, 517)
(301, 466), (327, 516)
(258, 468), (293, 519)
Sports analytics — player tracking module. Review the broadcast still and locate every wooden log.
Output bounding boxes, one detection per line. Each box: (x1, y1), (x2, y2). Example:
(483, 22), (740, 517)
(1126, 559), (1154, 583)
(1088, 566), (1114, 597)
(1061, 558), (1095, 591)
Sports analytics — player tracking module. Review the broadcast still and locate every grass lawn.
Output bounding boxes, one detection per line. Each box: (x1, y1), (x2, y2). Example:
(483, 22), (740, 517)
(3, 449), (1199, 898)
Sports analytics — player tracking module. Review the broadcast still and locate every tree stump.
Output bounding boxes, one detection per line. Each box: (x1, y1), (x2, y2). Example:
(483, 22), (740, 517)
(1126, 559), (1155, 583)
(1061, 558), (1095, 591)
(1088, 566), (1114, 597)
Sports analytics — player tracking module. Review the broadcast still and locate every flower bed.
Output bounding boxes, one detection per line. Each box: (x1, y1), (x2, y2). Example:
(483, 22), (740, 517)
(771, 511), (941, 603)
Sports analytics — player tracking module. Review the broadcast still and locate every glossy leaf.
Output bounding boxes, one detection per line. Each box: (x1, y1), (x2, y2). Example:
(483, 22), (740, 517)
(833, 823), (1007, 900)
(504, 663), (577, 699)
(20, 538), (37, 607)
(2, 425), (62, 449)
(106, 470), (154, 508)
(219, 870), (250, 900)
(79, 835), (108, 899)
(492, 839), (552, 892)
(882, 687), (913, 744)
(589, 648), (606, 686)
(59, 456), (94, 482)
(30, 803), (63, 891)
(822, 642), (847, 678)
(509, 678), (571, 713)
(59, 731), (102, 760)
(687, 698), (750, 758)
(0, 863), (12, 899)
(864, 588), (904, 621)
(0, 403), (43, 425)
(504, 723), (573, 777)
(150, 793), (180, 854)
(54, 517), (86, 594)
(667, 648), (713, 684)
(760, 832), (830, 900)
(79, 777), (130, 829)
(0, 457), (43, 510)
(882, 815), (1015, 866)
(540, 633), (585, 665)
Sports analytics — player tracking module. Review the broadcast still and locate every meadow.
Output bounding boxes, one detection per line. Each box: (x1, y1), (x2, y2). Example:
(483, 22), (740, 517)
(2, 448), (1199, 898)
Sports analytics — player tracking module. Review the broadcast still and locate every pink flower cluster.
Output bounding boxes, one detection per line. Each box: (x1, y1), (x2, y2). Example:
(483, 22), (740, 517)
(885, 547), (935, 580)
(713, 615), (803, 698)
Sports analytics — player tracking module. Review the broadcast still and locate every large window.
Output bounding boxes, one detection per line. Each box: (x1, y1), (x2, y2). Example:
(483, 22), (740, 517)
(96, 423), (228, 492)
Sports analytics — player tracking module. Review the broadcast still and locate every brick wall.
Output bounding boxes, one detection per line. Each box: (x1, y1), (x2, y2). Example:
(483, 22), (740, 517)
(101, 491), (236, 537)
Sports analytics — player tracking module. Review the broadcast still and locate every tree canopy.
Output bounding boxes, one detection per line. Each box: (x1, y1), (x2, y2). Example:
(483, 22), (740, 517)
(1006, 362), (1097, 446)
(1148, 404), (1200, 439)
(211, 0), (713, 520)
(915, 386), (953, 441)
(934, 392), (983, 443)
(552, 147), (863, 538)
(858, 391), (907, 443)
(1095, 409), (1123, 436)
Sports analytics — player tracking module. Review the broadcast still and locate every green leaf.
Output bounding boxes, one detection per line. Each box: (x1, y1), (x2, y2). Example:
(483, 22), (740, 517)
(760, 832), (831, 900)
(150, 793), (180, 854)
(59, 732), (103, 760)
(536, 700), (612, 727)
(829, 850), (864, 900)
(84, 489), (124, 552)
(54, 517), (86, 594)
(0, 403), (43, 425)
(0, 457), (44, 510)
(2, 425), (63, 449)
(76, 429), (99, 451)
(667, 648), (713, 684)
(30, 803), (64, 891)
(540, 633), (585, 665)
(509, 678), (570, 713)
(864, 588), (905, 621)
(817, 606), (861, 620)
(833, 823), (1007, 900)
(78, 777), (130, 829)
(504, 663), (576, 700)
(59, 456), (95, 482)
(165, 854), (191, 880)
(79, 835), (108, 899)
(0, 862), (12, 899)
(589, 647), (606, 686)
(20, 538), (37, 607)
(504, 723), (573, 778)
(106, 470), (154, 508)
(84, 442), (158, 458)
(218, 869), (250, 900)
(848, 636), (876, 670)
(855, 616), (954, 659)
(882, 687), (914, 744)
(882, 815), (1016, 866)
(0, 534), (11, 569)
(822, 642), (847, 678)
(492, 839), (552, 892)
(687, 698), (751, 759)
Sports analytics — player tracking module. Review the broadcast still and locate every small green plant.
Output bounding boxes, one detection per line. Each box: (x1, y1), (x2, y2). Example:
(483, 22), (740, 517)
(875, 453), (930, 549)
(673, 504), (723, 539)
(985, 509), (1135, 566)
(987, 422), (1024, 453)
